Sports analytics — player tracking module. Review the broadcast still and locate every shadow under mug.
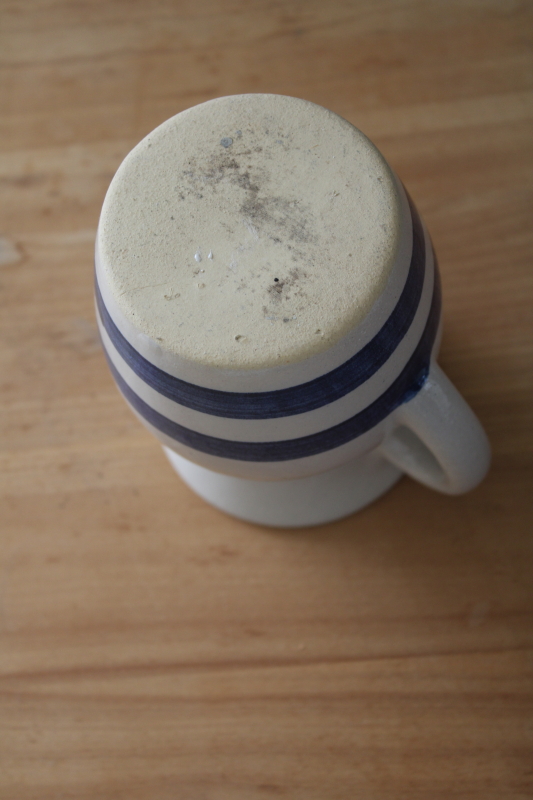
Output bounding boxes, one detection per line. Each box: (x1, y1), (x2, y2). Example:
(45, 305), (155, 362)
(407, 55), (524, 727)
(95, 95), (490, 527)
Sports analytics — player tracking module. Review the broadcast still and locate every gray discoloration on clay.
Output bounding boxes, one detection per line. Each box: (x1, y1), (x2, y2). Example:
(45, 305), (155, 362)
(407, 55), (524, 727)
(266, 268), (306, 305)
(99, 94), (401, 369)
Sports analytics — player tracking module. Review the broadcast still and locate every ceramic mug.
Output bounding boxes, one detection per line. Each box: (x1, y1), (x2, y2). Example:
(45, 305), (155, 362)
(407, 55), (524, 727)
(95, 94), (490, 527)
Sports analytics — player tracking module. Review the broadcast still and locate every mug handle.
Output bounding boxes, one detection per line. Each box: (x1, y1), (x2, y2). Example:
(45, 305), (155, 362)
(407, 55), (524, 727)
(379, 360), (491, 494)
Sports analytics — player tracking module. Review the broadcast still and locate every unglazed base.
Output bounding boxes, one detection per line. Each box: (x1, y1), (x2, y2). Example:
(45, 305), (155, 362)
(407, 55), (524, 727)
(98, 94), (402, 371)
(163, 447), (402, 527)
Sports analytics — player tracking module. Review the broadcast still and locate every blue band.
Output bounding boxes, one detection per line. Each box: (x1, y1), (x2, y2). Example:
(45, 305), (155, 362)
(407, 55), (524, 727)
(104, 268), (441, 463)
(96, 195), (426, 420)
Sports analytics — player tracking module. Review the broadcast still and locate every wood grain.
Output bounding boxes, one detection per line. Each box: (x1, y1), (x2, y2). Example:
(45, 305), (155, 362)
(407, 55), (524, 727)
(1, 1), (532, 797)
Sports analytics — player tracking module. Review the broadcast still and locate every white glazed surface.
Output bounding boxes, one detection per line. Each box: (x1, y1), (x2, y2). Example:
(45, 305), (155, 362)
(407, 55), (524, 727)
(380, 361), (491, 494)
(166, 446), (402, 527)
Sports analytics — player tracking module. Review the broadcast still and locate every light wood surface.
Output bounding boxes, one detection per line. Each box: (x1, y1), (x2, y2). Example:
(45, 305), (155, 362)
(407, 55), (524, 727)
(1, 2), (532, 797)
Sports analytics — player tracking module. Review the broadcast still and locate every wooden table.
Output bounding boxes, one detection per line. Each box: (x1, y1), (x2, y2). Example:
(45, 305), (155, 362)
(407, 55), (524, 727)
(1, 2), (532, 797)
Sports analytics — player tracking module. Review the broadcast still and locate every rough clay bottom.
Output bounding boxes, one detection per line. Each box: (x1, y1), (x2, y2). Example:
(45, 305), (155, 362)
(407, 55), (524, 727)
(98, 94), (401, 370)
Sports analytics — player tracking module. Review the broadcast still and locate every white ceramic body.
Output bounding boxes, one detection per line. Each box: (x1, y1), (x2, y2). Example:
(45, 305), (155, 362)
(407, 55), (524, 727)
(95, 98), (490, 526)
(164, 445), (402, 527)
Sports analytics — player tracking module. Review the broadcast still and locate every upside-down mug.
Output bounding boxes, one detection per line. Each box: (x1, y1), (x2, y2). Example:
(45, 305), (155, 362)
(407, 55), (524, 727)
(95, 94), (490, 527)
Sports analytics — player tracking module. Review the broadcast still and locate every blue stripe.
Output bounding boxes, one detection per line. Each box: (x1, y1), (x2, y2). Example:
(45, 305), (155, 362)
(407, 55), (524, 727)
(105, 268), (441, 463)
(96, 195), (426, 420)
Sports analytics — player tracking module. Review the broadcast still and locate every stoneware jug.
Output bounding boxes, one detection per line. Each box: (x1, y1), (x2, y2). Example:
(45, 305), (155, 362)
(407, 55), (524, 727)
(95, 94), (490, 527)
